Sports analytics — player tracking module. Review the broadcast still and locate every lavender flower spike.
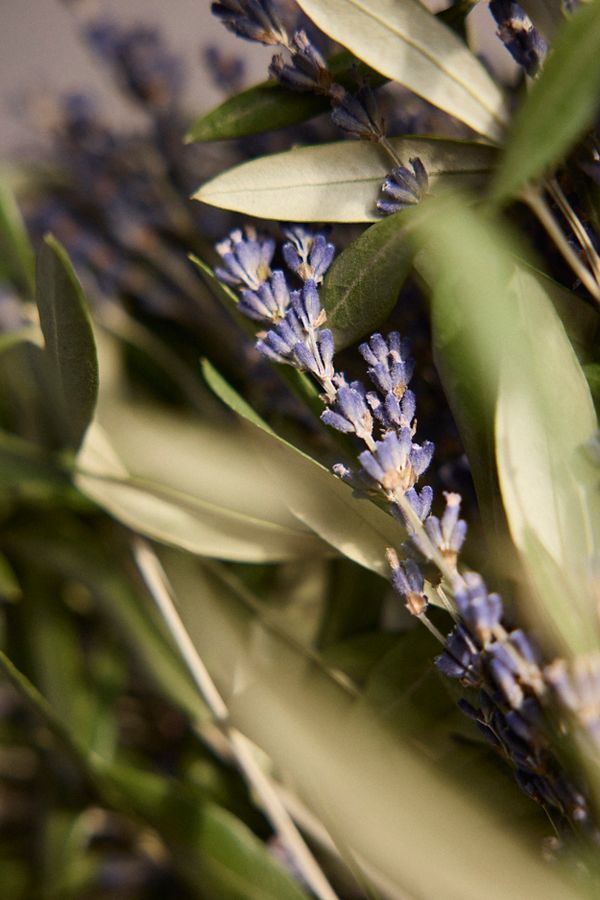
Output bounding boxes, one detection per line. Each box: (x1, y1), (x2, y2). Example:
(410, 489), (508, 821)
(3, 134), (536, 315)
(387, 550), (428, 617)
(215, 226), (275, 290)
(270, 31), (332, 94)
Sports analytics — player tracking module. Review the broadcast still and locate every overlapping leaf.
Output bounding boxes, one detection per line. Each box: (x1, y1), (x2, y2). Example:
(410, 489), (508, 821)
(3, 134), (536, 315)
(295, 0), (508, 141)
(322, 212), (412, 347)
(195, 137), (497, 222)
(410, 195), (599, 654)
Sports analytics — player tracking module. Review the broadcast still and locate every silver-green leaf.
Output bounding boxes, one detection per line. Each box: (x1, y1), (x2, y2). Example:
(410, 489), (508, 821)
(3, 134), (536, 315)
(295, 0), (508, 140)
(195, 137), (497, 223)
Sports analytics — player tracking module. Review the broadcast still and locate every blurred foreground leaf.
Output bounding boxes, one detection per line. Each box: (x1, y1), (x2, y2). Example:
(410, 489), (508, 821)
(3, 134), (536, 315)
(160, 547), (579, 900)
(490, 0), (600, 203)
(36, 235), (98, 450)
(0, 181), (34, 297)
(411, 195), (599, 654)
(202, 360), (404, 577)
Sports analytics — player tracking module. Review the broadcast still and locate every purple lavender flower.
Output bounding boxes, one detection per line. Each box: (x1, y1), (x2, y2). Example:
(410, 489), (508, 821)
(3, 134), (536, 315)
(388, 554), (428, 616)
(489, 0), (547, 76)
(239, 270), (291, 322)
(424, 492), (467, 567)
(454, 572), (502, 645)
(212, 0), (288, 46)
(215, 227), (275, 290)
(377, 158), (429, 216)
(358, 430), (434, 494)
(321, 384), (374, 443)
(436, 624), (482, 684)
(283, 226), (335, 284)
(269, 31), (332, 94)
(330, 84), (385, 142)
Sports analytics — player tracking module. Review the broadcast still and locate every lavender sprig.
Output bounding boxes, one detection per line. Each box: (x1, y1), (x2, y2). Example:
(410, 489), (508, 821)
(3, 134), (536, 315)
(214, 223), (597, 834)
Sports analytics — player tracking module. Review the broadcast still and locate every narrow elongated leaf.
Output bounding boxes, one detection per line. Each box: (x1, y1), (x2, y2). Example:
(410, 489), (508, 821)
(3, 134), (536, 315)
(195, 137), (497, 223)
(36, 235), (98, 450)
(161, 548), (576, 900)
(186, 52), (385, 143)
(490, 0), (600, 203)
(76, 420), (332, 563)
(202, 361), (404, 576)
(294, 0), (508, 140)
(410, 195), (599, 654)
(0, 181), (34, 297)
(495, 270), (600, 651)
(322, 212), (412, 347)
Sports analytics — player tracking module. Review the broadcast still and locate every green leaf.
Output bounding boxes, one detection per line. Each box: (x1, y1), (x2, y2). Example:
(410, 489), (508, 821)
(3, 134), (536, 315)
(160, 548), (577, 900)
(76, 418), (332, 563)
(490, 0), (600, 203)
(36, 235), (98, 450)
(0, 181), (35, 297)
(584, 362), (600, 415)
(195, 137), (498, 223)
(100, 763), (310, 900)
(495, 269), (600, 652)
(322, 212), (412, 347)
(186, 51), (385, 143)
(410, 195), (599, 653)
(294, 0), (508, 140)
(202, 361), (404, 576)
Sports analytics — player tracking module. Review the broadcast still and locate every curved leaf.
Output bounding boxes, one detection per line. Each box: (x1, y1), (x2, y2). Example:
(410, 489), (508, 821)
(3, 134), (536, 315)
(36, 235), (98, 450)
(76, 419), (332, 563)
(322, 213), (412, 347)
(294, 0), (508, 140)
(202, 361), (404, 576)
(0, 181), (34, 297)
(410, 195), (599, 654)
(490, 0), (600, 203)
(160, 548), (576, 900)
(195, 137), (497, 223)
(186, 52), (385, 143)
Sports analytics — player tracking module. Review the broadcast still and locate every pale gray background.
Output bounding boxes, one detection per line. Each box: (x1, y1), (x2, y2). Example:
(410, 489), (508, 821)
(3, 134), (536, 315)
(0, 0), (515, 156)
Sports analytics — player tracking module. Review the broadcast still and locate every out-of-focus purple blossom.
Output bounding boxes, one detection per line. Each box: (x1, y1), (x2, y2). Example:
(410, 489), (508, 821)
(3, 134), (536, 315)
(489, 0), (547, 76)
(203, 45), (246, 94)
(330, 84), (385, 142)
(212, 0), (288, 46)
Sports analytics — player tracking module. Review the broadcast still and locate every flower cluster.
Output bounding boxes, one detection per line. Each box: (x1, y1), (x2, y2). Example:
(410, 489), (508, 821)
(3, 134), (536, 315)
(215, 222), (595, 833)
(215, 225), (335, 383)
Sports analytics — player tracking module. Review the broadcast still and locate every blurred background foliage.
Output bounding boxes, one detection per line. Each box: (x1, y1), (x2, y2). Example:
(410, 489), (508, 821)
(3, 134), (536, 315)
(0, 0), (599, 898)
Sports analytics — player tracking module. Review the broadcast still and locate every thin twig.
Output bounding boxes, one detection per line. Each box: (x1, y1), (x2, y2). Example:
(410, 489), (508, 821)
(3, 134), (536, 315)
(524, 188), (600, 304)
(546, 178), (600, 288)
(131, 537), (340, 900)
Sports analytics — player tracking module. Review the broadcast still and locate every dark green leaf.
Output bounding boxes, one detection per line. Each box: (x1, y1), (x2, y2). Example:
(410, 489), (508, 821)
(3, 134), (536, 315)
(322, 212), (412, 347)
(186, 52), (385, 143)
(36, 235), (98, 450)
(584, 363), (600, 415)
(490, 0), (600, 203)
(0, 181), (35, 297)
